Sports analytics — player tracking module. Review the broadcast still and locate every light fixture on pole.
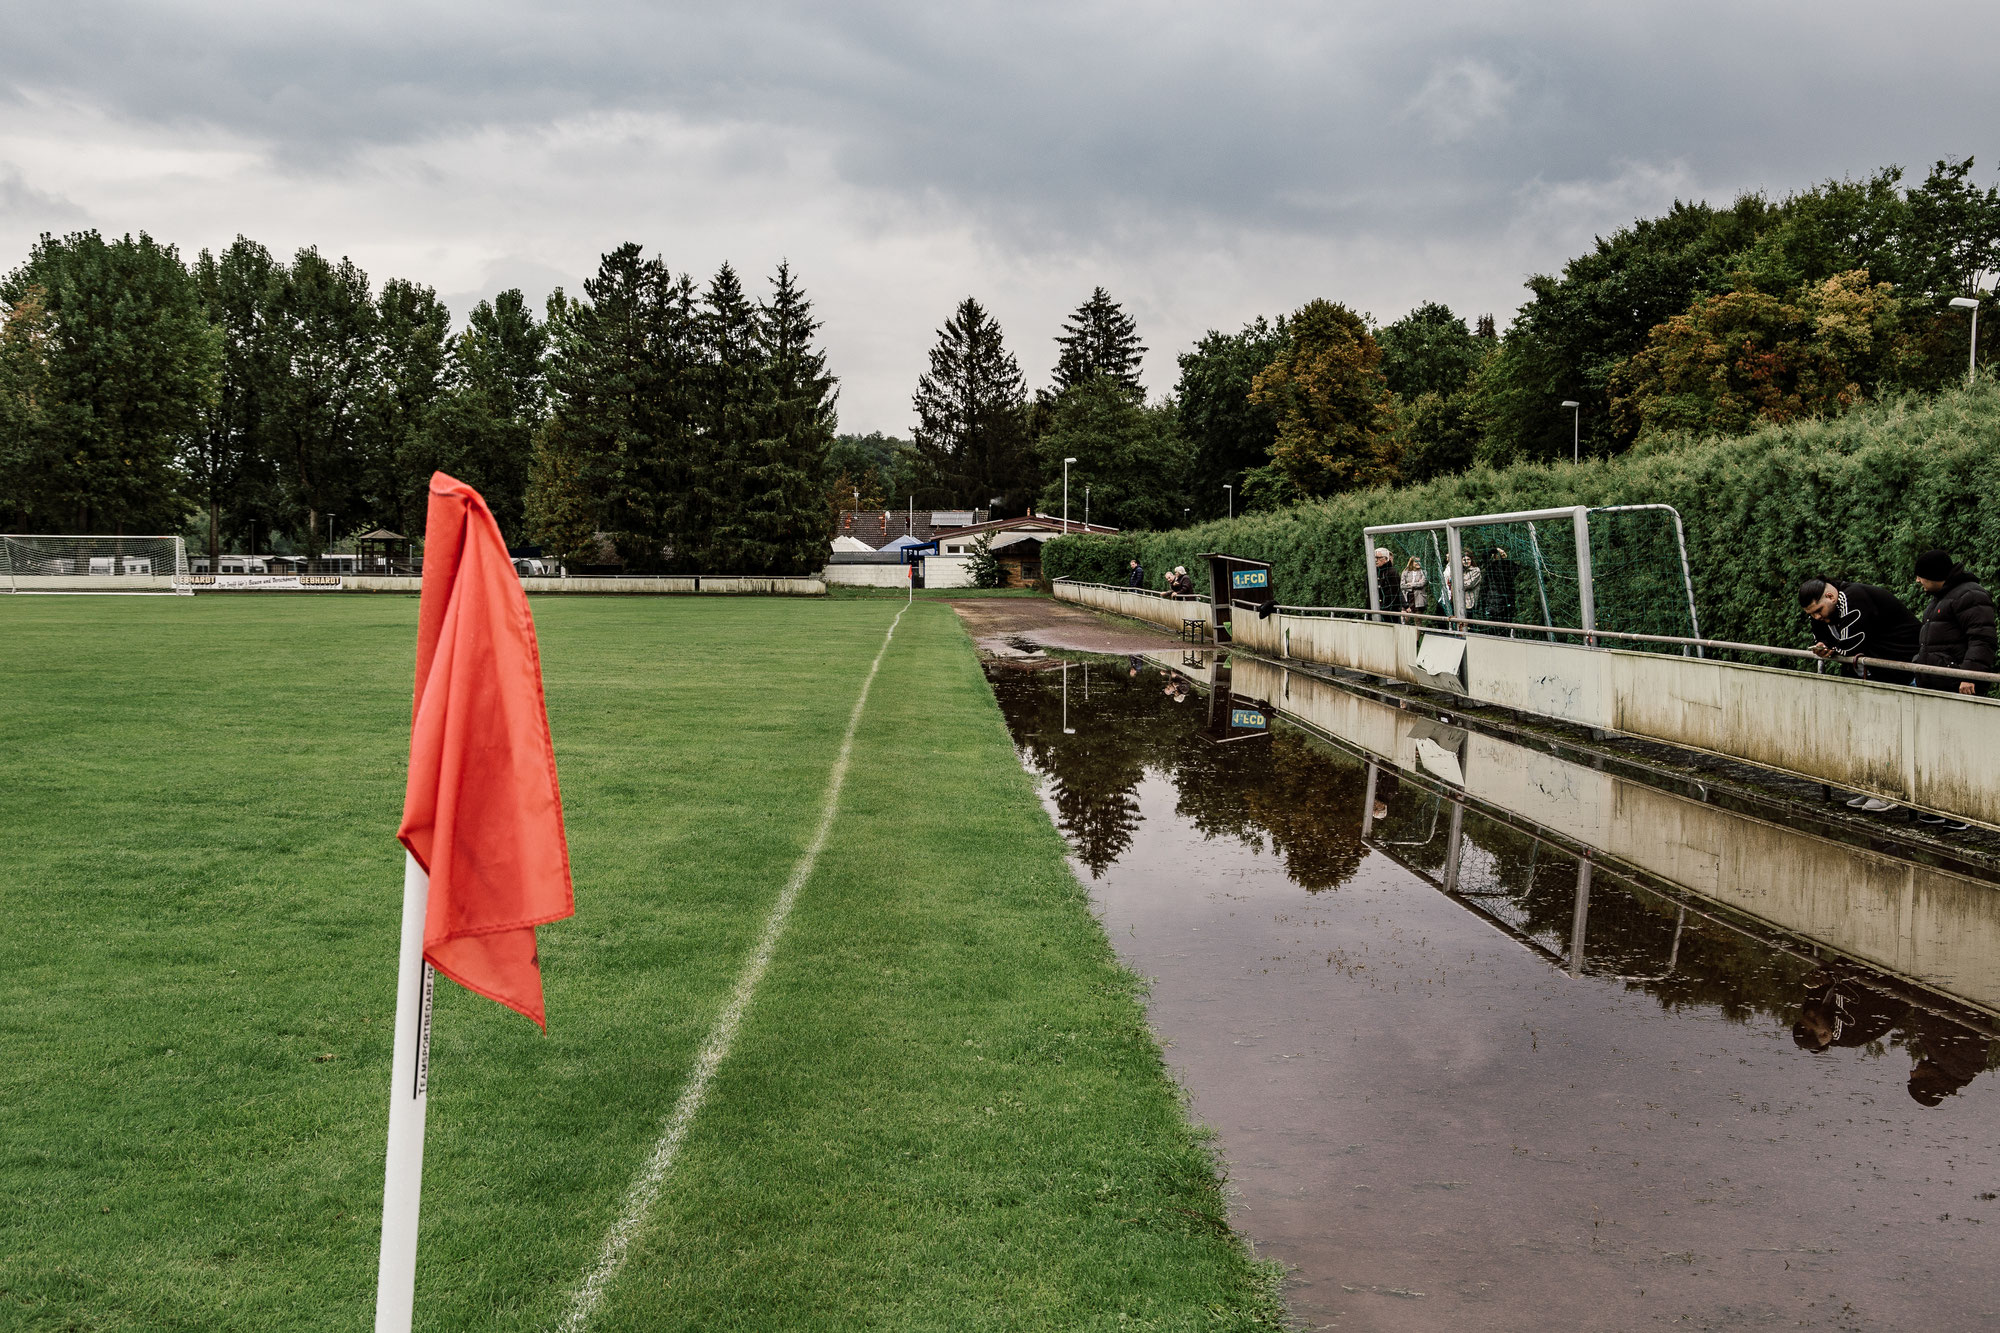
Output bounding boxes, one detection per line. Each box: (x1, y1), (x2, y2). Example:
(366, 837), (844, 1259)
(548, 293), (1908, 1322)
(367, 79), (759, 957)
(1950, 296), (1981, 387)
(1560, 400), (1581, 463)
(1063, 457), (1077, 533)
(1224, 483), (1233, 519)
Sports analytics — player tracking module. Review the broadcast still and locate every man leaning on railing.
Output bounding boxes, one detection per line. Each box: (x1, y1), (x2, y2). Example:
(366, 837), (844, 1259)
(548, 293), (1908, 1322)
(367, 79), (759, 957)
(1912, 549), (1995, 699)
(1799, 574), (1920, 685)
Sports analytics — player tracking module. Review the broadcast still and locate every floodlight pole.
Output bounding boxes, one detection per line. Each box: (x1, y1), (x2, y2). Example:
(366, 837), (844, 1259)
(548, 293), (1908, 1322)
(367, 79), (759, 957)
(1084, 485), (1090, 531)
(1951, 296), (1980, 387)
(1561, 400), (1581, 463)
(1063, 457), (1077, 533)
(1224, 484), (1233, 519)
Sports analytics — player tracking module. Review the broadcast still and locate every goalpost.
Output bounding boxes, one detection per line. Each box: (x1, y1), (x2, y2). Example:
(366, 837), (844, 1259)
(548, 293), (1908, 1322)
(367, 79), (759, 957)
(0, 535), (192, 595)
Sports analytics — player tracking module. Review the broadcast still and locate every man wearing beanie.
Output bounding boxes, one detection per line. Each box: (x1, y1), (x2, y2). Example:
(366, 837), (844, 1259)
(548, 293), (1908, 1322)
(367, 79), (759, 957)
(1912, 549), (1995, 697)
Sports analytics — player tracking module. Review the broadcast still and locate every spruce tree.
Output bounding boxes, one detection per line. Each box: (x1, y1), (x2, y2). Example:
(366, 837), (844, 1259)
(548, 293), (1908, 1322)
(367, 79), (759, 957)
(911, 297), (1033, 512)
(742, 261), (837, 575)
(690, 262), (765, 571)
(1052, 286), (1146, 397)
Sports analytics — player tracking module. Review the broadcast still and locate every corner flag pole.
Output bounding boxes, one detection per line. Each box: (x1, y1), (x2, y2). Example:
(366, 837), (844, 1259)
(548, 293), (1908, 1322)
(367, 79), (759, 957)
(374, 851), (435, 1332)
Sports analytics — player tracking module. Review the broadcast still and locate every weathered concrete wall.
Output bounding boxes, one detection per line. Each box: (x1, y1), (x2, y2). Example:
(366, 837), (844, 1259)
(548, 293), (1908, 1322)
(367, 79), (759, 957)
(823, 564), (910, 588)
(1230, 606), (2000, 829)
(343, 575), (824, 595)
(1052, 579), (1211, 634)
(1232, 657), (2000, 1016)
(6, 575), (186, 594)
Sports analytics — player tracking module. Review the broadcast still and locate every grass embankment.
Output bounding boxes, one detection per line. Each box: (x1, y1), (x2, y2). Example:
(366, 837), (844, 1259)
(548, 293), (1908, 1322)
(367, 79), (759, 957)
(0, 595), (1280, 1331)
(1047, 375), (2000, 649)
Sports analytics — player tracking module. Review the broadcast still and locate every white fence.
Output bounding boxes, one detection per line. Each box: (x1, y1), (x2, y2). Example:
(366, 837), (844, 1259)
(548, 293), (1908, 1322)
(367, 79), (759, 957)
(1053, 580), (1210, 633)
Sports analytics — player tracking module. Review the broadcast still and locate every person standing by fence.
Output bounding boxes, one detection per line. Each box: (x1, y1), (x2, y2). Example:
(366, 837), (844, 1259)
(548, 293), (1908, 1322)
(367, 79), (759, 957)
(1399, 557), (1427, 619)
(1483, 547), (1516, 633)
(1373, 548), (1399, 621)
(1126, 558), (1145, 588)
(1911, 550), (1995, 698)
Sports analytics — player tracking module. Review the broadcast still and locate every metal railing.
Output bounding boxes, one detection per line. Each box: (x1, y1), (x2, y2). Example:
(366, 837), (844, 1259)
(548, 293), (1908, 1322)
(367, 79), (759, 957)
(1244, 598), (2000, 689)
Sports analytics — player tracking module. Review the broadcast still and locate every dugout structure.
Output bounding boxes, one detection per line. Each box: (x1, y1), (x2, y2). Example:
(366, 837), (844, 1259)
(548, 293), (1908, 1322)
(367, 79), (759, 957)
(1, 535), (191, 594)
(1363, 505), (1701, 650)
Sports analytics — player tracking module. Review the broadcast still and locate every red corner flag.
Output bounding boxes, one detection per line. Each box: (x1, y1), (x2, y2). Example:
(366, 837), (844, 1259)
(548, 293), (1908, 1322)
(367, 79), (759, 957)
(396, 472), (573, 1028)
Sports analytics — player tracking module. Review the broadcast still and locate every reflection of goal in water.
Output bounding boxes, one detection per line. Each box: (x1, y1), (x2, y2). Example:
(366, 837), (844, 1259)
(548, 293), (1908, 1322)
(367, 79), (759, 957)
(1, 535), (191, 595)
(1363, 505), (1701, 650)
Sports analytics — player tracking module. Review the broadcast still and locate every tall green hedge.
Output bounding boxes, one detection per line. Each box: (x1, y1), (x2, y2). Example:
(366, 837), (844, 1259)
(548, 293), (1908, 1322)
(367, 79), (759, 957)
(1045, 376), (2000, 651)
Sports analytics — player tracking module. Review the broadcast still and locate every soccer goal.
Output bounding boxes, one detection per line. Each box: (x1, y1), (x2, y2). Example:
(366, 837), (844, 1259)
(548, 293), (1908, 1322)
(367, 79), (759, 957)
(1364, 504), (1702, 649)
(1, 535), (192, 595)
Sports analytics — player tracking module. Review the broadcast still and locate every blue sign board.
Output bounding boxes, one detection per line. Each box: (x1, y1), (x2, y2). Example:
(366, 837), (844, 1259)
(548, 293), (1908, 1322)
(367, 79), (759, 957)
(1230, 568), (1269, 590)
(1230, 708), (1268, 730)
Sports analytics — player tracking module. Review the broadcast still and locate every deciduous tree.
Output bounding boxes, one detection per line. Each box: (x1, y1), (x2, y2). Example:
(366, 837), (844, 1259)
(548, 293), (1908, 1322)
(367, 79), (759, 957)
(1250, 299), (1398, 498)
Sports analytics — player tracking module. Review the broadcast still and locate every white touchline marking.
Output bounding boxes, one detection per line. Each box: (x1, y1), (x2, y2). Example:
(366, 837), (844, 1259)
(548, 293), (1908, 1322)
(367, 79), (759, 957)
(553, 602), (910, 1333)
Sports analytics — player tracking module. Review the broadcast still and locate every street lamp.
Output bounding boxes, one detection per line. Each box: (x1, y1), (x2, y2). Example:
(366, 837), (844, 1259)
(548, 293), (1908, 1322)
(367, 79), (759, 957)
(1063, 457), (1077, 533)
(1084, 484), (1090, 531)
(1224, 483), (1233, 519)
(1560, 400), (1581, 463)
(1950, 296), (1981, 387)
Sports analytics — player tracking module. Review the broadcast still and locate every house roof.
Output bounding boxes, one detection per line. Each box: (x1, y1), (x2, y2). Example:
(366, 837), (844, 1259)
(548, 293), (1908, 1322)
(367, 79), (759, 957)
(936, 513), (1119, 541)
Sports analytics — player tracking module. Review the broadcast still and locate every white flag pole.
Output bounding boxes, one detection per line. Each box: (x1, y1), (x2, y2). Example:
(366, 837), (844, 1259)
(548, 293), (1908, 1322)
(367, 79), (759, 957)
(374, 851), (434, 1332)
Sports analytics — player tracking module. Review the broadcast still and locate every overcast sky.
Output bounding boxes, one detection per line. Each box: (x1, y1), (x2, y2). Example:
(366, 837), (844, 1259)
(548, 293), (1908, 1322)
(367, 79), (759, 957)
(4, 1), (1999, 433)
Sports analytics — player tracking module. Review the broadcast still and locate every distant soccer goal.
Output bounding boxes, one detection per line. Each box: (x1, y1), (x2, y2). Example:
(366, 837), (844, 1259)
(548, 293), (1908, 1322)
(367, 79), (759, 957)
(1364, 505), (1702, 649)
(1, 535), (191, 595)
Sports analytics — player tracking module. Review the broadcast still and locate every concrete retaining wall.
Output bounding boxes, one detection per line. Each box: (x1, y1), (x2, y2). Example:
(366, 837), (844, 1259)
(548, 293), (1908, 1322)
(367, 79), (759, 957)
(1053, 580), (1209, 634)
(1059, 579), (2000, 829)
(1230, 657), (2000, 1016)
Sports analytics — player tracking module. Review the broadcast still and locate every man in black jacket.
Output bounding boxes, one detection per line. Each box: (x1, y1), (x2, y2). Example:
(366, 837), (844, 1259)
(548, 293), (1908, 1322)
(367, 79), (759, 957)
(1911, 549), (1995, 697)
(1372, 547), (1399, 621)
(1799, 576), (1921, 684)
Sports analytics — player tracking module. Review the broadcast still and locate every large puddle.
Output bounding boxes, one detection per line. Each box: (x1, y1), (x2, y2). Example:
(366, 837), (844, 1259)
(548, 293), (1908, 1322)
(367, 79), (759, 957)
(985, 651), (2000, 1332)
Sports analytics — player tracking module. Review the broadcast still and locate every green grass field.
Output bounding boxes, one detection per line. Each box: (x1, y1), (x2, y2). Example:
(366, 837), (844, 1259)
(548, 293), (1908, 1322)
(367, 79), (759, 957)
(0, 593), (1282, 1332)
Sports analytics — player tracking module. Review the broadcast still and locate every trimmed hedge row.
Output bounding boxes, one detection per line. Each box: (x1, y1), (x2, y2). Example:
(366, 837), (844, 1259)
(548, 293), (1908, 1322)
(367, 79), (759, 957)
(1044, 377), (2000, 651)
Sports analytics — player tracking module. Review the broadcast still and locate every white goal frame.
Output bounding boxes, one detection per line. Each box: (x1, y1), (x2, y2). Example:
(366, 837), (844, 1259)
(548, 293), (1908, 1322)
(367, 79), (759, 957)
(1, 534), (192, 595)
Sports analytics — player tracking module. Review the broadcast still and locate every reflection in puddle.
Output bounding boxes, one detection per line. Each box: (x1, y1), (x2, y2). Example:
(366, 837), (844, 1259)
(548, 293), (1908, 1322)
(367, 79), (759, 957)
(987, 654), (2000, 1333)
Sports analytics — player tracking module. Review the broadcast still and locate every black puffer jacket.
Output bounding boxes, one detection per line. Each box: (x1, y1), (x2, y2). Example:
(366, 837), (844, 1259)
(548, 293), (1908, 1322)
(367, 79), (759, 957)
(1914, 567), (1997, 687)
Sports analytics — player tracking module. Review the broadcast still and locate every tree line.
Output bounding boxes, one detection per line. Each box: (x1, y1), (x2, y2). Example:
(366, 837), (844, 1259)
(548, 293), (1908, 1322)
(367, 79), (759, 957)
(903, 156), (2000, 525)
(4, 155), (1995, 561)
(0, 233), (837, 574)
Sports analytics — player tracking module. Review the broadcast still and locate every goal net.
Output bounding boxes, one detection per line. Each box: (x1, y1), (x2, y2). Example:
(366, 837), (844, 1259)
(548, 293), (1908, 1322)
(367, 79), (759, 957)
(1367, 505), (1701, 650)
(1, 535), (191, 595)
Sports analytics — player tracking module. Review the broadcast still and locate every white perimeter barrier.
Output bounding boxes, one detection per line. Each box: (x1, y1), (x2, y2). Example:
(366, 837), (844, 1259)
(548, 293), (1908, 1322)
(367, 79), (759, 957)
(1057, 579), (2000, 830)
(1054, 580), (1209, 634)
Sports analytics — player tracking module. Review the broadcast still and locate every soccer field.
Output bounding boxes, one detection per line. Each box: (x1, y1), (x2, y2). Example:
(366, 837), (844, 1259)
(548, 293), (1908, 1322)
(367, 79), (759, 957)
(0, 594), (1282, 1332)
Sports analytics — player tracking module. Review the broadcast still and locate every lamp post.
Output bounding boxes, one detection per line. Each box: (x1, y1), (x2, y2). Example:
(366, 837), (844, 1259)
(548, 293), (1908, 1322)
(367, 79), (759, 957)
(1224, 484), (1233, 519)
(1084, 484), (1090, 531)
(1951, 296), (1981, 387)
(1560, 400), (1581, 463)
(1063, 457), (1077, 533)
(1062, 662), (1077, 735)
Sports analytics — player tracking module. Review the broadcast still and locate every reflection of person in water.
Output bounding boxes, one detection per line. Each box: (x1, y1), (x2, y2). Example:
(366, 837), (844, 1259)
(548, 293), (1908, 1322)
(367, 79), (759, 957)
(1127, 654), (1143, 680)
(1904, 1013), (1993, 1107)
(1792, 970), (1904, 1053)
(1793, 968), (1994, 1106)
(1371, 766), (1401, 821)
(1161, 672), (1193, 703)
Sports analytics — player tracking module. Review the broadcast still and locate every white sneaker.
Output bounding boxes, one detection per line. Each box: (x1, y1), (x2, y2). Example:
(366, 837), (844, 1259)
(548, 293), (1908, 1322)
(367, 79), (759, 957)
(1854, 798), (1896, 813)
(1845, 794), (1875, 808)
